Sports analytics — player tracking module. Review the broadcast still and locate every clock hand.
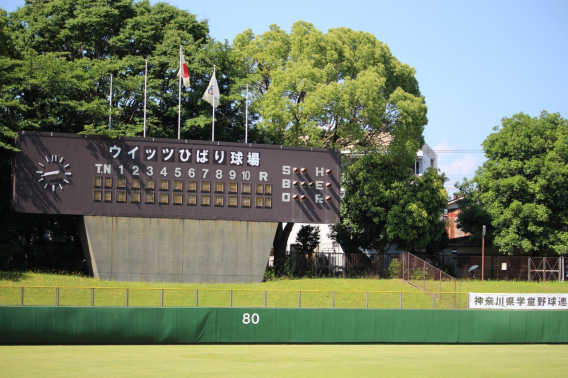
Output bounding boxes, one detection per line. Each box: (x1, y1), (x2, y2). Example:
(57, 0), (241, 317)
(42, 170), (60, 177)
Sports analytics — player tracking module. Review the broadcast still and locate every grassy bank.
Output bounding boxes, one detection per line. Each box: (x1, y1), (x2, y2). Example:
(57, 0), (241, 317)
(0, 271), (414, 291)
(1, 271), (567, 292)
(1, 271), (566, 309)
(0, 271), (446, 309)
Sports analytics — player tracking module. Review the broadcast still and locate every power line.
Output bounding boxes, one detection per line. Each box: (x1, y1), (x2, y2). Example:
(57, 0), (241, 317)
(433, 150), (484, 153)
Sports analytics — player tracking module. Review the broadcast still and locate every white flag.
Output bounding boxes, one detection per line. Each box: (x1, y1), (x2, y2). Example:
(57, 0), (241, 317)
(178, 49), (190, 88)
(202, 72), (220, 109)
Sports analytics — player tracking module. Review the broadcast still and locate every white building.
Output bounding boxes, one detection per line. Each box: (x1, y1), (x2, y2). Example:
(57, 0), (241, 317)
(414, 143), (438, 176)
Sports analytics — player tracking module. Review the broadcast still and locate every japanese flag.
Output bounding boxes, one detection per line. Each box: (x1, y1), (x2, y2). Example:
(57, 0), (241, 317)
(202, 72), (220, 109)
(179, 49), (190, 88)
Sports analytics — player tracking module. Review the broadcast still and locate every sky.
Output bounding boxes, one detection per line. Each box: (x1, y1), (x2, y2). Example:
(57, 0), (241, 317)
(2, 0), (567, 195)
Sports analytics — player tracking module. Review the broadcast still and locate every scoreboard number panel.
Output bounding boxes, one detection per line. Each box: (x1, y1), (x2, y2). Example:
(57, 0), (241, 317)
(13, 132), (341, 224)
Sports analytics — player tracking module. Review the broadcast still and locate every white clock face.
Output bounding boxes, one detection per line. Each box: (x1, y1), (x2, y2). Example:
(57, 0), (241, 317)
(36, 154), (73, 193)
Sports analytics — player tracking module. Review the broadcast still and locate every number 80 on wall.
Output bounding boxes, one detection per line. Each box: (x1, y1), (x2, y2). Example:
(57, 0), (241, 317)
(242, 313), (259, 325)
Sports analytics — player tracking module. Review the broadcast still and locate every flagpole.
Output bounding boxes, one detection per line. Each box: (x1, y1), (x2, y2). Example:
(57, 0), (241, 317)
(143, 59), (147, 138)
(108, 74), (112, 130)
(212, 65), (216, 142)
(245, 85), (249, 143)
(178, 45), (182, 140)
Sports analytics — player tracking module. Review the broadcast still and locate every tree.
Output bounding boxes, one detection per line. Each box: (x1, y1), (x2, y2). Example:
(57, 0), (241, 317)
(3, 0), (253, 141)
(234, 22), (426, 151)
(234, 22), (428, 266)
(457, 111), (568, 255)
(293, 225), (321, 276)
(331, 152), (448, 254)
(0, 8), (22, 150)
(295, 225), (321, 254)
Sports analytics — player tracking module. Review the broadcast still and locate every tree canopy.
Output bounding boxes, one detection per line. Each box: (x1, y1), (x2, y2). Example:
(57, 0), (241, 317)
(332, 152), (448, 254)
(457, 111), (568, 255)
(295, 225), (321, 254)
(0, 0), (253, 144)
(234, 22), (430, 261)
(234, 21), (427, 155)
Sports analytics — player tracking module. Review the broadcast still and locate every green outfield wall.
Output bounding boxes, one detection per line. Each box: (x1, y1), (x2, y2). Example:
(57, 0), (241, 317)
(1, 307), (567, 344)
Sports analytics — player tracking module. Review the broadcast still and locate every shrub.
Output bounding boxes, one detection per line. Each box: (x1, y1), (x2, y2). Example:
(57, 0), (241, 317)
(411, 268), (425, 281)
(387, 259), (402, 278)
(348, 264), (370, 278)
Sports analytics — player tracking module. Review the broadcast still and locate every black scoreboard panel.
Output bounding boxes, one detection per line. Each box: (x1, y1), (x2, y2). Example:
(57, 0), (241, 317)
(13, 132), (341, 224)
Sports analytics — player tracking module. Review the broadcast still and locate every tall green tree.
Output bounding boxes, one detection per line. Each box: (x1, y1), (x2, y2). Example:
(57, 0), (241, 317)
(457, 111), (568, 255)
(295, 225), (321, 254)
(234, 22), (428, 265)
(234, 22), (426, 152)
(331, 152), (448, 254)
(1, 0), (253, 141)
(0, 8), (23, 150)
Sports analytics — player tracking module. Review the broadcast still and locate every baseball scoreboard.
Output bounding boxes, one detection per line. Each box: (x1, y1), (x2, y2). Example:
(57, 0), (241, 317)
(12, 132), (341, 224)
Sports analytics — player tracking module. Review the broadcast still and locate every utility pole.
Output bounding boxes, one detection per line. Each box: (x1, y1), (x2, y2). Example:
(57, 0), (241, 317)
(482, 225), (486, 282)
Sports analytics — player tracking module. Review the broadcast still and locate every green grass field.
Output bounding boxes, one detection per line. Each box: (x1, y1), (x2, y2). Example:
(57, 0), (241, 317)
(1, 344), (566, 377)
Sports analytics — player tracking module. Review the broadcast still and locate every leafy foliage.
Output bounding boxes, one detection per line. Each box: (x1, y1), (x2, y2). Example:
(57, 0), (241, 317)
(331, 152), (448, 254)
(457, 111), (568, 255)
(0, 0), (258, 142)
(295, 225), (321, 254)
(238, 23), (431, 267)
(386, 259), (402, 278)
(234, 21), (426, 155)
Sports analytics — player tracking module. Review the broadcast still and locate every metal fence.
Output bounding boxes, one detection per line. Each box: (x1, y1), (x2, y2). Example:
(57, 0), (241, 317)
(282, 251), (390, 277)
(0, 286), (467, 310)
(432, 255), (566, 282)
(281, 252), (566, 282)
(396, 253), (464, 309)
(528, 257), (565, 282)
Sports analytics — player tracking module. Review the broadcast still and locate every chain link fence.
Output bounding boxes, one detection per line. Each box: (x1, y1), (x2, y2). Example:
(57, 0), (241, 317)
(281, 252), (568, 282)
(421, 254), (566, 282)
(280, 251), (392, 277)
(395, 253), (464, 309)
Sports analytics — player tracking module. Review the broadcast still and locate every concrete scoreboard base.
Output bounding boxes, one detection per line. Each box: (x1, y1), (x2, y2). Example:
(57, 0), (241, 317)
(78, 216), (277, 283)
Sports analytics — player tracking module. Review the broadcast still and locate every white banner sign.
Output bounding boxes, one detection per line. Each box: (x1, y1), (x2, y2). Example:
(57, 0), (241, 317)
(470, 293), (568, 310)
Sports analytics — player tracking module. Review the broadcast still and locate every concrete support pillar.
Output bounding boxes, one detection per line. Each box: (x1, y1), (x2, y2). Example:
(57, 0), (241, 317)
(78, 216), (277, 283)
